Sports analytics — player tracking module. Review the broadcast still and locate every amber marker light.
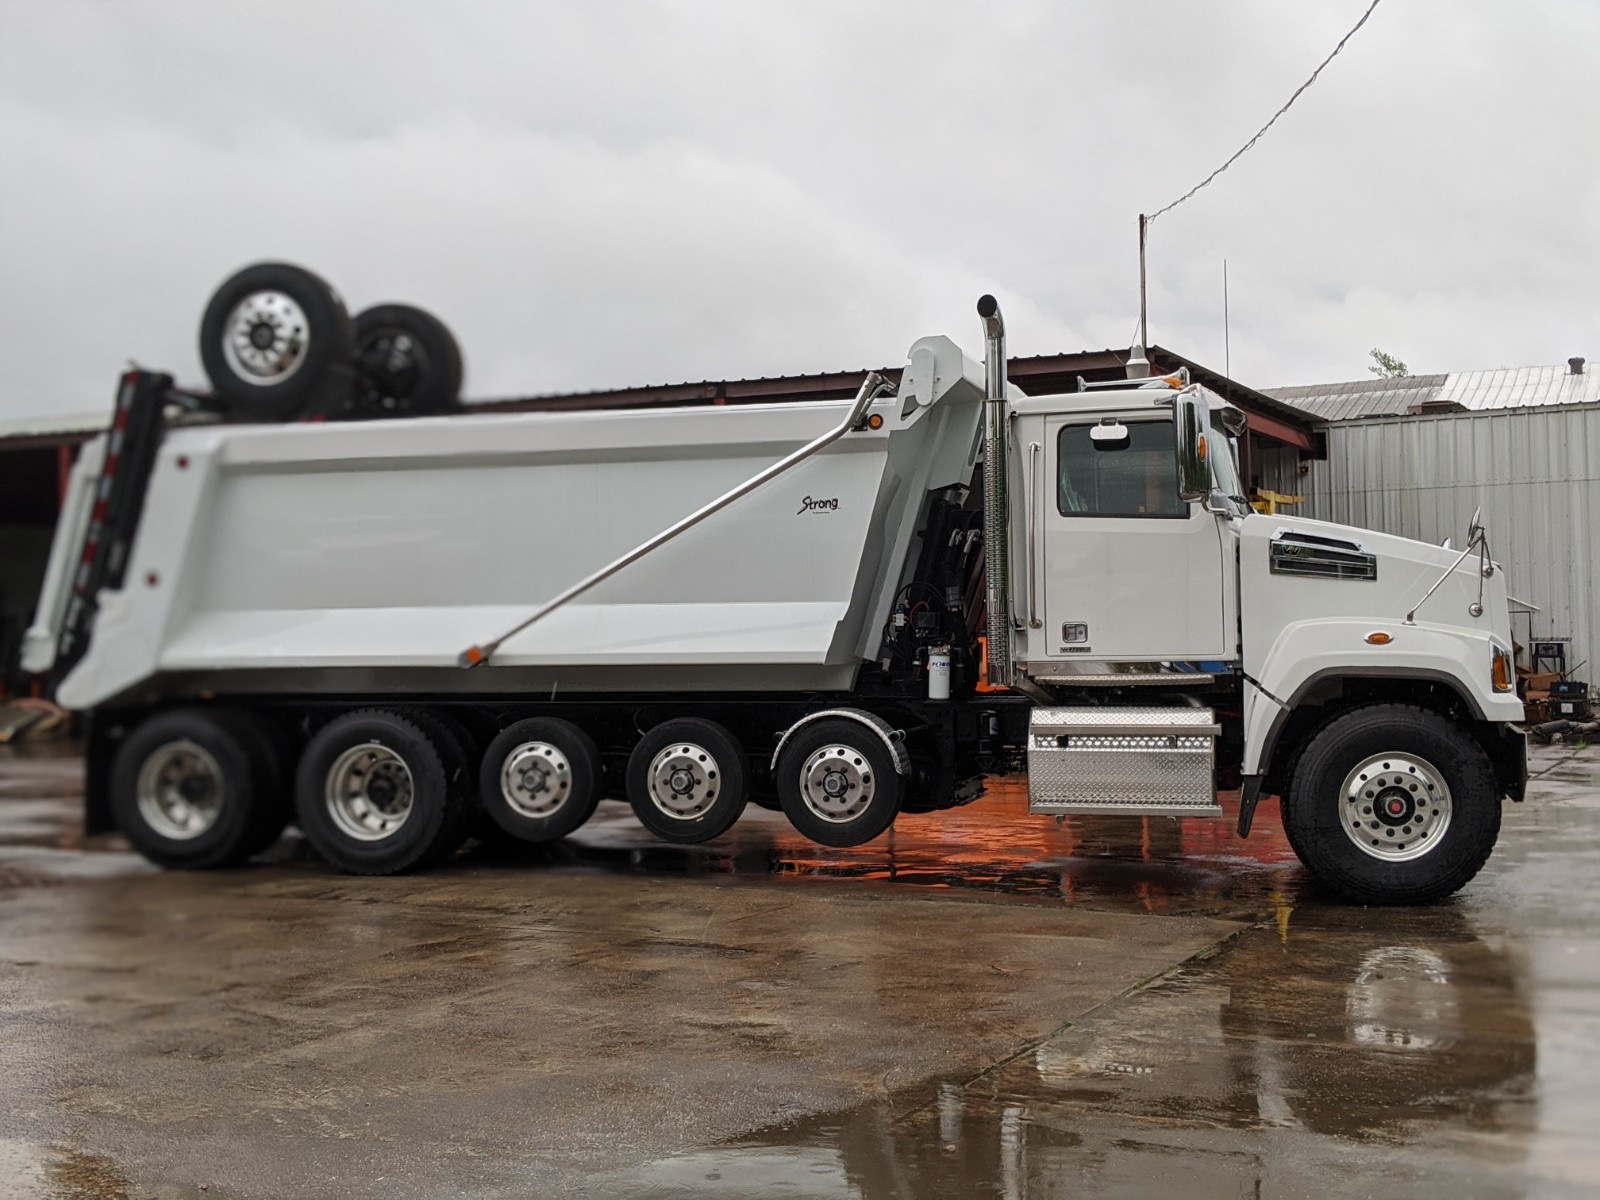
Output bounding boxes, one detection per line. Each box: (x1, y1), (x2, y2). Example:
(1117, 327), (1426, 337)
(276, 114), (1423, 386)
(867, 414), (884, 430)
(1364, 631), (1393, 645)
(1492, 647), (1514, 692)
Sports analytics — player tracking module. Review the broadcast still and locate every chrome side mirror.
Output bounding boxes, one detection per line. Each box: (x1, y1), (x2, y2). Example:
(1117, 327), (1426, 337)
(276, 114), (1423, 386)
(1089, 418), (1130, 451)
(1173, 390), (1209, 502)
(1217, 406), (1249, 437)
(1468, 505), (1484, 545)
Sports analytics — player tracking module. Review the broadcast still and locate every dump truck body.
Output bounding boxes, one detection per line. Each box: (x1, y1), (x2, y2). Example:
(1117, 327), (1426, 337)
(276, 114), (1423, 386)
(30, 339), (989, 708)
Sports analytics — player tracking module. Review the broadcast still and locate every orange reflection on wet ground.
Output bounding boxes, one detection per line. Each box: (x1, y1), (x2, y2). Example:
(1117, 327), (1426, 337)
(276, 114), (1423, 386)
(570, 776), (1305, 918)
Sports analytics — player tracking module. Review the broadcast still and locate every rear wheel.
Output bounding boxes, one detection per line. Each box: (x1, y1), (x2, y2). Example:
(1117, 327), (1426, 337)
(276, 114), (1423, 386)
(1285, 704), (1500, 905)
(480, 718), (604, 843)
(399, 707), (477, 865)
(775, 719), (902, 847)
(199, 262), (354, 420)
(625, 718), (748, 843)
(294, 709), (466, 875)
(110, 707), (284, 868)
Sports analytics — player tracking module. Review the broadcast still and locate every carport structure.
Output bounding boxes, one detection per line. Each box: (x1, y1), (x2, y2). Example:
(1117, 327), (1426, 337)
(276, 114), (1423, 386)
(0, 412), (107, 696)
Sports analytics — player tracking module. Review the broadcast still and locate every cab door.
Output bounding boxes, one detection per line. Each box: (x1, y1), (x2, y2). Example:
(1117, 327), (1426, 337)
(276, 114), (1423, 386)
(1038, 415), (1228, 662)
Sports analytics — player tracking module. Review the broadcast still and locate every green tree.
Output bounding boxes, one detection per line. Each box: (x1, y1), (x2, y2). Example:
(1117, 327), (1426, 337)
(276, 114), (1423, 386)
(1368, 348), (1409, 379)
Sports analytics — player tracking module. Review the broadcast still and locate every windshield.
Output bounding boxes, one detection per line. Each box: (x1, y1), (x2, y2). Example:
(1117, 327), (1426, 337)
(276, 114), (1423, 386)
(1206, 413), (1251, 517)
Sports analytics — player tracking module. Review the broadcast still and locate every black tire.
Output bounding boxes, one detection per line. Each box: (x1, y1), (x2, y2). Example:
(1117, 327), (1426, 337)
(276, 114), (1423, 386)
(398, 707), (478, 866)
(775, 719), (902, 848)
(1284, 704), (1501, 905)
(348, 303), (463, 418)
(230, 710), (296, 858)
(199, 262), (354, 421)
(625, 718), (749, 843)
(109, 707), (285, 869)
(479, 718), (604, 844)
(294, 709), (466, 875)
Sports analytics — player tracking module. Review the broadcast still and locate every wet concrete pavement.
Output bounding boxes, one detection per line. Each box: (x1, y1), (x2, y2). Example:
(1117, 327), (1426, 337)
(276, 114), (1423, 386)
(0, 743), (1596, 1197)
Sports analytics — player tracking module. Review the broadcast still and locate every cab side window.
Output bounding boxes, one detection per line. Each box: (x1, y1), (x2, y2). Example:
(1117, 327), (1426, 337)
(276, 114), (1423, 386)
(1057, 421), (1188, 518)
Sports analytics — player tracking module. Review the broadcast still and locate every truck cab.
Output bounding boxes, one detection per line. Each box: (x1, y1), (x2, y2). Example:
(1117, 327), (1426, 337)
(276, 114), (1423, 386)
(1009, 382), (1243, 669)
(989, 351), (1526, 903)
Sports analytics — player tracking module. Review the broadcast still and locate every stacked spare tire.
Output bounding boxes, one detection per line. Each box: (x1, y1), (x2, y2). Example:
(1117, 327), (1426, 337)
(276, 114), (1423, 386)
(198, 262), (464, 422)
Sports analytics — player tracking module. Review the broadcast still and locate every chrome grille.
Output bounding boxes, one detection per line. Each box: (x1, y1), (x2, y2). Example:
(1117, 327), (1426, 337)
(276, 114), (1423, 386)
(1270, 531), (1377, 580)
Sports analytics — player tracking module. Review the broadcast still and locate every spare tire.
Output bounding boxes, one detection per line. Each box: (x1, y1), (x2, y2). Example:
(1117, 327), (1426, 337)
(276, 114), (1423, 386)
(199, 262), (355, 421)
(348, 303), (463, 418)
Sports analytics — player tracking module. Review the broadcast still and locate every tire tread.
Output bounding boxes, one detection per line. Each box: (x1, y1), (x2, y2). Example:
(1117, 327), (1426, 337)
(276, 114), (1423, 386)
(1285, 703), (1499, 905)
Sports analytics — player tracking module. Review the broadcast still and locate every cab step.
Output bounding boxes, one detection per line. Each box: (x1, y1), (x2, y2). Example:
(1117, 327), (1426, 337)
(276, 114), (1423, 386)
(1026, 707), (1221, 816)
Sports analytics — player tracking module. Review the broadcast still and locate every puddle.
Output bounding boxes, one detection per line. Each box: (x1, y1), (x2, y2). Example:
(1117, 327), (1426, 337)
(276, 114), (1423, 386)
(601, 904), (1541, 1197)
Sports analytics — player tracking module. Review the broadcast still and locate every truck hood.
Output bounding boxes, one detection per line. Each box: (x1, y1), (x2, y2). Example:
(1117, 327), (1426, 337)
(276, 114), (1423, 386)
(1233, 513), (1524, 777)
(1239, 512), (1513, 644)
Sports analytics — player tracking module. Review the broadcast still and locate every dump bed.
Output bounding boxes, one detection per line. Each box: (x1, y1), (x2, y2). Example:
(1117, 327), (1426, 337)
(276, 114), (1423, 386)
(29, 339), (990, 710)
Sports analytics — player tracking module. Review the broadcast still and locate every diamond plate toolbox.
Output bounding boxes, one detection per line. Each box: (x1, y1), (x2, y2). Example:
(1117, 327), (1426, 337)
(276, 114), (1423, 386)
(1027, 707), (1221, 814)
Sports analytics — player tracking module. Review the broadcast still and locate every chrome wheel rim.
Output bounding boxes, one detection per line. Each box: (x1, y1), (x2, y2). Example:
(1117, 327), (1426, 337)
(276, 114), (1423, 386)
(798, 744), (874, 824)
(136, 740), (224, 840)
(221, 290), (310, 385)
(646, 742), (721, 820)
(500, 741), (573, 818)
(1338, 752), (1452, 861)
(325, 742), (413, 841)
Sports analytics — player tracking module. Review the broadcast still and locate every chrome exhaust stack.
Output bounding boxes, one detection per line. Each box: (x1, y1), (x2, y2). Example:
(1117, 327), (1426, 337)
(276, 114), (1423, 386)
(977, 294), (1012, 689)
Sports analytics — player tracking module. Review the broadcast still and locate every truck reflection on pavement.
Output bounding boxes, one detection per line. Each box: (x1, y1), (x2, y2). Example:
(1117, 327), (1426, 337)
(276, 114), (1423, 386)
(603, 904), (1535, 1198)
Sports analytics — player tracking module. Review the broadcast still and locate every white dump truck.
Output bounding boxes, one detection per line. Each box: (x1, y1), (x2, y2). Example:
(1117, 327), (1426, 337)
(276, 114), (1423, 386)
(23, 266), (1527, 903)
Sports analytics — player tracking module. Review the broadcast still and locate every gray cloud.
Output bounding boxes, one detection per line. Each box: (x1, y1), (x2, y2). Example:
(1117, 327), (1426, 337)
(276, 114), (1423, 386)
(1, 0), (1595, 420)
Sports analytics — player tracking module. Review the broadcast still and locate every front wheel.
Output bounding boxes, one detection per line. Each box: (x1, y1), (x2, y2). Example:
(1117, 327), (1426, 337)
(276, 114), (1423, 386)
(1284, 704), (1501, 905)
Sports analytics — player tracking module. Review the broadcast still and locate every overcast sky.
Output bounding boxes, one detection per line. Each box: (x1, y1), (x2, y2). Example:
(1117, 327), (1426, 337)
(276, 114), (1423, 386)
(1, 0), (1595, 420)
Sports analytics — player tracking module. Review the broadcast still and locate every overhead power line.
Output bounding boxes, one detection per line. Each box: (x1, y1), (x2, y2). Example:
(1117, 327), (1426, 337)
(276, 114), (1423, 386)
(1147, 0), (1385, 226)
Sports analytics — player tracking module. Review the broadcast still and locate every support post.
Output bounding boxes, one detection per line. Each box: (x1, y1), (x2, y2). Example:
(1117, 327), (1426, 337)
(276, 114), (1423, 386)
(1138, 213), (1149, 352)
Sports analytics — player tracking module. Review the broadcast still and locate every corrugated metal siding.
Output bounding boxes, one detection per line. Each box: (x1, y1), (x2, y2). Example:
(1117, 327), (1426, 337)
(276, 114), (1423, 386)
(1250, 441), (1304, 499)
(1300, 405), (1600, 679)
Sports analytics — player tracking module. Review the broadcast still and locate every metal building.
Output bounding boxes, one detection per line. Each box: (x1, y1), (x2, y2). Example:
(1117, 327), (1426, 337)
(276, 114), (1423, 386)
(1271, 359), (1600, 680)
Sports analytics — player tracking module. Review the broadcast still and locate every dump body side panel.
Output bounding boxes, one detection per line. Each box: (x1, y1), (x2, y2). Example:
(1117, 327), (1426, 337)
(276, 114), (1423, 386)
(57, 357), (985, 710)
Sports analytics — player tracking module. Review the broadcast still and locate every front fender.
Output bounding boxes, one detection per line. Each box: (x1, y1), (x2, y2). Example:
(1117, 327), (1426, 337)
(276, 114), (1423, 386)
(1243, 618), (1522, 775)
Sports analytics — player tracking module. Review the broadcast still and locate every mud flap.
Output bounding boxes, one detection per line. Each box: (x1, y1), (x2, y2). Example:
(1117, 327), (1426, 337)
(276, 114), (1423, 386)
(1237, 775), (1265, 837)
(83, 710), (116, 837)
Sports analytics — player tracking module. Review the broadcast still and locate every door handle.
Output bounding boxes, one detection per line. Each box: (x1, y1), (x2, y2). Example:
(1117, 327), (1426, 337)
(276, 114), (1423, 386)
(1027, 441), (1042, 628)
